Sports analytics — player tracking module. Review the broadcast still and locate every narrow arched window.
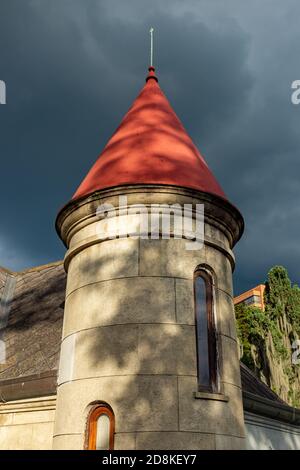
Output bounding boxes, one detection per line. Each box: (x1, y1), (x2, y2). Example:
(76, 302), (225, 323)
(87, 404), (115, 450)
(194, 269), (218, 392)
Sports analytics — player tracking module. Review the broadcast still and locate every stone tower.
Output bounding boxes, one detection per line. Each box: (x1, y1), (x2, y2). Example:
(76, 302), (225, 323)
(53, 67), (245, 450)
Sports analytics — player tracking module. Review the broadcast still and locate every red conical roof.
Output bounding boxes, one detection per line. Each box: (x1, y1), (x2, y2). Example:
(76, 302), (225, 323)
(72, 67), (226, 201)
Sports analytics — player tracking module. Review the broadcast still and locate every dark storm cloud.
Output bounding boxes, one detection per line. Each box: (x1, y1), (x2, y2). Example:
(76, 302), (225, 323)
(0, 0), (300, 294)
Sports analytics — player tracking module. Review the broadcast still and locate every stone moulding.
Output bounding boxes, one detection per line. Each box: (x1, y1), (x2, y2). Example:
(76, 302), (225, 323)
(56, 185), (244, 272)
(0, 370), (57, 402)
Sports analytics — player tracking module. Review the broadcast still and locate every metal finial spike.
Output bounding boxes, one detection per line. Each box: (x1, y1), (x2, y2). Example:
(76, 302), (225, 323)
(150, 27), (154, 67)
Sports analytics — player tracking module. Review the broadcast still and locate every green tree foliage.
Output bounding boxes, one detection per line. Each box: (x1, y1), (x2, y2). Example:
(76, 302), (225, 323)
(264, 266), (300, 337)
(235, 266), (300, 407)
(265, 266), (291, 319)
(287, 285), (300, 333)
(235, 303), (269, 369)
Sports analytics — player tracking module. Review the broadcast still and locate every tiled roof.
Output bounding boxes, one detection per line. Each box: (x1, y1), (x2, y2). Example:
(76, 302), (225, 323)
(240, 362), (285, 403)
(0, 262), (66, 380)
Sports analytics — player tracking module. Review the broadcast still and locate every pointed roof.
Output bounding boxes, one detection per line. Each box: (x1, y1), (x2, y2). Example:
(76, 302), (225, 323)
(72, 67), (227, 201)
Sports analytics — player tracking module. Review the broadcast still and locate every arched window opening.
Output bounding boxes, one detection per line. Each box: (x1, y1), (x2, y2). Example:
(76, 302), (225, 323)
(87, 404), (115, 450)
(194, 269), (218, 392)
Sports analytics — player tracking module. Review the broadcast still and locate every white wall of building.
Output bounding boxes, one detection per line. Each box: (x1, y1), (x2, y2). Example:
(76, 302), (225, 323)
(245, 412), (300, 450)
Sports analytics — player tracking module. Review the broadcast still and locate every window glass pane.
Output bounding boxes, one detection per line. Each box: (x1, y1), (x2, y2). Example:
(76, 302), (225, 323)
(195, 275), (210, 388)
(96, 413), (110, 450)
(244, 295), (261, 305)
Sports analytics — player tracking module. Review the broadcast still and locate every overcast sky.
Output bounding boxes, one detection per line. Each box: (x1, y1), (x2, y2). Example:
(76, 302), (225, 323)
(0, 0), (300, 294)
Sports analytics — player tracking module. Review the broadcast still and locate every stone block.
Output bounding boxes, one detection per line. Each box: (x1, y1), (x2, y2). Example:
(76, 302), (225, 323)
(178, 376), (245, 437)
(114, 432), (136, 450)
(0, 413), (13, 426)
(66, 238), (139, 296)
(215, 434), (245, 450)
(205, 223), (230, 250)
(58, 334), (76, 385)
(12, 409), (55, 425)
(139, 239), (206, 279)
(137, 324), (197, 376)
(136, 431), (216, 450)
(0, 422), (54, 450)
(175, 279), (194, 325)
(73, 325), (140, 379)
(63, 277), (176, 337)
(52, 433), (83, 450)
(204, 246), (233, 296)
(215, 289), (237, 340)
(219, 334), (241, 387)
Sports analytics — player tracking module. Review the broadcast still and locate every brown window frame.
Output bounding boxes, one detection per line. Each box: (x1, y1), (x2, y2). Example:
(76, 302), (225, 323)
(194, 268), (218, 393)
(86, 404), (115, 450)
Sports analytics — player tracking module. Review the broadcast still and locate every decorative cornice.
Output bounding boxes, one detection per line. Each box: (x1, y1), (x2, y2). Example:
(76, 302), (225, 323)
(56, 185), (244, 251)
(0, 370), (57, 402)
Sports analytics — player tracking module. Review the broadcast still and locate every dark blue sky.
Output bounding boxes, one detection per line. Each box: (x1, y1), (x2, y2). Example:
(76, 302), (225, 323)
(1, 0), (300, 295)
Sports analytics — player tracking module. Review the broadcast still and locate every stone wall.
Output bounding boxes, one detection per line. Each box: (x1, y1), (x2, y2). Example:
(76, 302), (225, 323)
(245, 412), (300, 450)
(0, 396), (56, 450)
